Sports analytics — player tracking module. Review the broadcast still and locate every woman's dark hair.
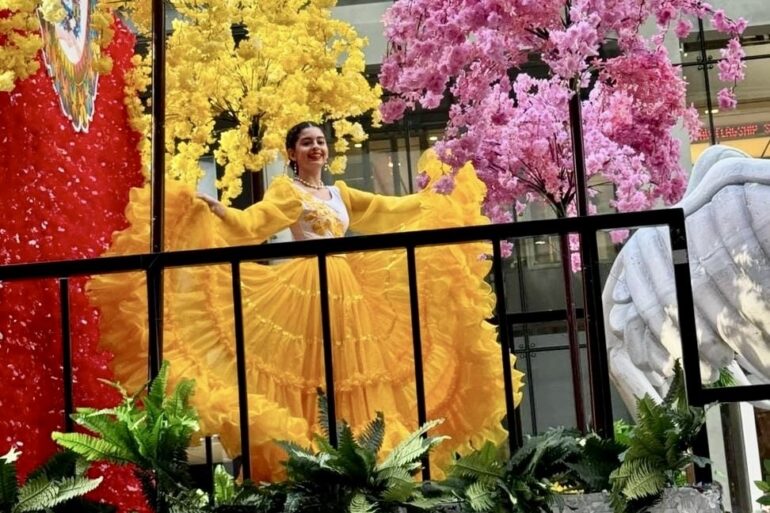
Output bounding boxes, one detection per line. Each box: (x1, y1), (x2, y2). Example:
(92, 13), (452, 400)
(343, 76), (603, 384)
(285, 121), (324, 151)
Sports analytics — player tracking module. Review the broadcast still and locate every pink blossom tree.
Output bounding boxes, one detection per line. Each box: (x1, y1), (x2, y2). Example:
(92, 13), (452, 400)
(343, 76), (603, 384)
(380, 0), (747, 228)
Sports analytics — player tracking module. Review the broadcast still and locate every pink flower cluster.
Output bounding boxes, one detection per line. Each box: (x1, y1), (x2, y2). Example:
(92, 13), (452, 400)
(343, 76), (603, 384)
(380, 0), (748, 262)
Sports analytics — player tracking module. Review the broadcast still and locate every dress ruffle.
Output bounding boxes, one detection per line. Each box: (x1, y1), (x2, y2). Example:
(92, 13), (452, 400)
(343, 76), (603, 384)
(88, 155), (524, 480)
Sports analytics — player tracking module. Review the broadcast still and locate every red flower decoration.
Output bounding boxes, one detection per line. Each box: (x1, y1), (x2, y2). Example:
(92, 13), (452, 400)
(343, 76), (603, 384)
(0, 17), (149, 513)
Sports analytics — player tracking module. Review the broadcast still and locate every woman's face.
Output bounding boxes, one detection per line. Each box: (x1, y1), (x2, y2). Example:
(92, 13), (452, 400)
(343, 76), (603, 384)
(289, 126), (328, 173)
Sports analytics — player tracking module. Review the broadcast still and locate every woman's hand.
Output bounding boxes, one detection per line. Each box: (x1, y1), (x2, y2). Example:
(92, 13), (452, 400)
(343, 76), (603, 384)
(196, 192), (227, 219)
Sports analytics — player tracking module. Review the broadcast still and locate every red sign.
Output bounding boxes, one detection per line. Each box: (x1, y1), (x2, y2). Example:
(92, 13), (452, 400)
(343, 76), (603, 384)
(696, 122), (770, 142)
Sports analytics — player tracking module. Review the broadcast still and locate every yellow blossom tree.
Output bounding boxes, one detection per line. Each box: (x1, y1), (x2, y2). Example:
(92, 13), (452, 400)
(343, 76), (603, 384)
(127, 0), (381, 203)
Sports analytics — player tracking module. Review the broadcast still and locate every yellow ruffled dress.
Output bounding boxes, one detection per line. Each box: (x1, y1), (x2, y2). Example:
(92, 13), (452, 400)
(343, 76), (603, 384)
(88, 153), (524, 480)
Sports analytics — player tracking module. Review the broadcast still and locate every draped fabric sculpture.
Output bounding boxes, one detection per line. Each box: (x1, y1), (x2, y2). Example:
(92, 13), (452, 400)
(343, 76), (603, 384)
(604, 146), (770, 412)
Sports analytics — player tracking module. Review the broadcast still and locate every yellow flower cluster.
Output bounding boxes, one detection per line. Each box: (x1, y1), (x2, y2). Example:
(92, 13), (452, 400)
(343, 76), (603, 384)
(0, 0), (42, 92)
(0, 0), (116, 93)
(124, 53), (152, 178)
(125, 0), (381, 204)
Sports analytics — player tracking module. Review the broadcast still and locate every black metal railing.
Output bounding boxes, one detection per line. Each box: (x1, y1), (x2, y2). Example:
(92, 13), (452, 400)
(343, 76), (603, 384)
(0, 207), (700, 480)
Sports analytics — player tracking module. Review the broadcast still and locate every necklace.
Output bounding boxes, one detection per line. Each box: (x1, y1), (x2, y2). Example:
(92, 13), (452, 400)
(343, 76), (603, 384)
(294, 176), (326, 190)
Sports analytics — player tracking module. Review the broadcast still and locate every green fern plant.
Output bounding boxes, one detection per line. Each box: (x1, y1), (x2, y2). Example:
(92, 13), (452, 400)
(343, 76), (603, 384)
(273, 393), (451, 513)
(52, 361), (199, 510)
(0, 448), (109, 513)
(443, 426), (623, 513)
(563, 433), (626, 493)
(609, 362), (708, 513)
(160, 463), (286, 513)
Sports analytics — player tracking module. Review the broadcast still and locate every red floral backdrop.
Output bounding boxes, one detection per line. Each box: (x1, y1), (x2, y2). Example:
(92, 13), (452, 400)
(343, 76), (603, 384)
(0, 18), (149, 513)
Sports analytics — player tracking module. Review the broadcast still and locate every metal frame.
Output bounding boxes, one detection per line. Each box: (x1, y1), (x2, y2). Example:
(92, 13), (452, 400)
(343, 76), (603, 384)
(0, 207), (698, 479)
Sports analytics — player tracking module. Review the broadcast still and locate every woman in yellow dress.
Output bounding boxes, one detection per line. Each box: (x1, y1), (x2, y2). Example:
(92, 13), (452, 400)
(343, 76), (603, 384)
(88, 122), (524, 480)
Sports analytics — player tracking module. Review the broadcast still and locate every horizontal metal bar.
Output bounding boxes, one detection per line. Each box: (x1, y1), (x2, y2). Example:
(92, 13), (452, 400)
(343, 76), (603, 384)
(513, 344), (588, 354)
(506, 308), (586, 326)
(691, 384), (770, 406)
(0, 208), (686, 281)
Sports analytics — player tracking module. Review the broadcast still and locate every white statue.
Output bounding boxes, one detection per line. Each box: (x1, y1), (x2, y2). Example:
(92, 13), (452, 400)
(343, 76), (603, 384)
(603, 145), (770, 412)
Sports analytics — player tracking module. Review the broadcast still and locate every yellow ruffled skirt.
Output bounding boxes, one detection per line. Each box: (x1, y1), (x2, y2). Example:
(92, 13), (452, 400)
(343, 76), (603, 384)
(88, 162), (524, 480)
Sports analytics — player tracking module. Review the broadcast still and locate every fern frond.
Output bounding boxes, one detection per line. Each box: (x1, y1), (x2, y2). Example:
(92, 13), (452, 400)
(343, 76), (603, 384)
(279, 440), (334, 481)
(625, 398), (671, 460)
(357, 412), (385, 454)
(312, 434), (335, 455)
(449, 442), (504, 485)
(13, 476), (59, 513)
(70, 410), (138, 458)
(662, 361), (687, 411)
(0, 460), (19, 509)
(378, 466), (414, 503)
(52, 432), (135, 465)
(407, 492), (458, 510)
(44, 476), (103, 507)
(213, 465), (235, 504)
(566, 435), (625, 492)
(348, 492), (377, 513)
(614, 457), (667, 500)
(465, 481), (495, 512)
(13, 474), (100, 513)
(146, 361), (170, 414)
(316, 389), (332, 440)
(377, 419), (445, 472)
(335, 423), (371, 482)
(165, 379), (197, 422)
(26, 451), (78, 482)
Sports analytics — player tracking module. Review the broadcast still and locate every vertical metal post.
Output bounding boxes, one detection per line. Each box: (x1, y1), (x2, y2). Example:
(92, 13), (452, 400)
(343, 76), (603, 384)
(362, 141), (373, 191)
(569, 80), (614, 437)
(204, 436), (214, 500)
(670, 217), (703, 406)
(559, 234), (587, 432)
(697, 19), (717, 146)
(150, 0), (166, 254)
(231, 262), (251, 480)
(403, 121), (414, 193)
(389, 136), (402, 196)
(148, 0), (166, 380)
(492, 240), (522, 455)
(581, 230), (614, 436)
(512, 212), (535, 436)
(670, 208), (711, 485)
(146, 264), (162, 380)
(59, 278), (74, 433)
(405, 246), (430, 480)
(317, 255), (338, 447)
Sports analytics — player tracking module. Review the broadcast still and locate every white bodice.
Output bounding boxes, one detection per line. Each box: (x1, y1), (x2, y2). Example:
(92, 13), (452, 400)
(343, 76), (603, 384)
(289, 185), (350, 241)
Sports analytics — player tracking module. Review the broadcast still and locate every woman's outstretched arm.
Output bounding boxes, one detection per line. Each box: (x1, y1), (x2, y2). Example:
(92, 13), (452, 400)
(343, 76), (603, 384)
(198, 176), (303, 245)
(335, 181), (424, 235)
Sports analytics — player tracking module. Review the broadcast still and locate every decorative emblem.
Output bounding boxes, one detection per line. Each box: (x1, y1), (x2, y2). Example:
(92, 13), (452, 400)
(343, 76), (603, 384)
(38, 0), (100, 132)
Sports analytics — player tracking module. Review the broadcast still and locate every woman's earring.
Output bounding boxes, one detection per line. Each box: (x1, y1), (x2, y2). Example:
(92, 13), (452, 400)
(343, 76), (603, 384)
(290, 161), (298, 175)
(323, 162), (331, 174)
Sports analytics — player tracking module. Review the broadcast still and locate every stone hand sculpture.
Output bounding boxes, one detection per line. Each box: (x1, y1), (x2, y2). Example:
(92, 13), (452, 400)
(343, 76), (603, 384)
(603, 145), (770, 412)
